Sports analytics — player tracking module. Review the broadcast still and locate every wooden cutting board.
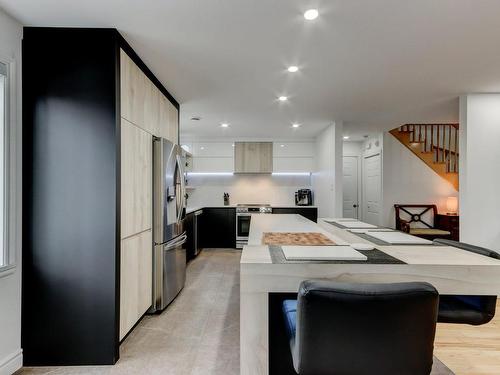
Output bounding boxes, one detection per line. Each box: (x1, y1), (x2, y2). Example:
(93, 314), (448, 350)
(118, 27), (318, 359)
(262, 232), (336, 246)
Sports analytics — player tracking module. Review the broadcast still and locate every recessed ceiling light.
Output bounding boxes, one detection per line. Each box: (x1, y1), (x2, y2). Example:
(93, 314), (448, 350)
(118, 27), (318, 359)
(200, 146), (205, 150)
(287, 66), (299, 73)
(304, 9), (319, 21)
(278, 96), (288, 101)
(292, 123), (301, 128)
(220, 123), (229, 128)
(343, 136), (350, 140)
(280, 144), (285, 147)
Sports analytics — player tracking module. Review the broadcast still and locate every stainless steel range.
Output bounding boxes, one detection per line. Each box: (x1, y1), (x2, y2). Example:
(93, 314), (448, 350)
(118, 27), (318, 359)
(236, 204), (273, 249)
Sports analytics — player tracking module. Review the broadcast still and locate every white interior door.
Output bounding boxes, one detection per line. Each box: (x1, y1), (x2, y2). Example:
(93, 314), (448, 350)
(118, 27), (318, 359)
(363, 153), (381, 225)
(342, 156), (359, 219)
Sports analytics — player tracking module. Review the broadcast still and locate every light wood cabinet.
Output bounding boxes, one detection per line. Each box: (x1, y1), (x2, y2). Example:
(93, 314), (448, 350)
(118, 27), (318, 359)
(121, 50), (146, 130)
(119, 48), (179, 341)
(121, 49), (178, 143)
(234, 142), (273, 173)
(168, 100), (179, 144)
(121, 118), (152, 239)
(144, 79), (160, 136)
(119, 229), (152, 340)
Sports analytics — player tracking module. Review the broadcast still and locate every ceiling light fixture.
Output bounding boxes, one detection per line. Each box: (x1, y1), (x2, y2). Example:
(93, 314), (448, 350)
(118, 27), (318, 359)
(280, 144), (285, 147)
(220, 123), (229, 128)
(287, 66), (299, 73)
(304, 9), (319, 21)
(292, 123), (300, 128)
(278, 96), (288, 101)
(343, 136), (350, 140)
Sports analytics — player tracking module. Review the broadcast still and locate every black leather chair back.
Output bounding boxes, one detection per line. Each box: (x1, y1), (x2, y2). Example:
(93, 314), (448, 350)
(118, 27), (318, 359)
(293, 280), (438, 375)
(433, 239), (498, 325)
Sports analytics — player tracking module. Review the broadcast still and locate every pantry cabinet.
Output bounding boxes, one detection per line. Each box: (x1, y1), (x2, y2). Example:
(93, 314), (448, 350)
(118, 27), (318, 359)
(23, 27), (179, 366)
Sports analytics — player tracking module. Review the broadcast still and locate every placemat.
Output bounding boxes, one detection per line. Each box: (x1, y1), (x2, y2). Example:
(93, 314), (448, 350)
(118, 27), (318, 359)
(262, 232), (336, 246)
(325, 221), (382, 230)
(268, 245), (406, 264)
(350, 231), (443, 246)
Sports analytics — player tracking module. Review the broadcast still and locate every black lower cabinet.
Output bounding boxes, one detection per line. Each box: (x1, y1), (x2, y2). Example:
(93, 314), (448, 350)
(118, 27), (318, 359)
(199, 208), (236, 248)
(272, 207), (318, 222)
(185, 212), (195, 261)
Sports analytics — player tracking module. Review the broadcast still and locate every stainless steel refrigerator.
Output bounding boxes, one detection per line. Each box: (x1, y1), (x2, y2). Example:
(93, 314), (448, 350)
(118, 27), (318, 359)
(151, 137), (187, 312)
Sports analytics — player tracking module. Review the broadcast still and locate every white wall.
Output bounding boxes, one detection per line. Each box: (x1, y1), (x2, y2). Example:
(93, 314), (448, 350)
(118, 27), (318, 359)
(312, 122), (343, 218)
(0, 7), (22, 375)
(382, 132), (458, 228)
(343, 141), (363, 157)
(459, 95), (500, 251)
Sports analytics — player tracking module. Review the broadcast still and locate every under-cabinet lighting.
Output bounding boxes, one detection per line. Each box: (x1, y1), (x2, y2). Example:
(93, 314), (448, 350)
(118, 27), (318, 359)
(272, 172), (311, 176)
(186, 172), (234, 176)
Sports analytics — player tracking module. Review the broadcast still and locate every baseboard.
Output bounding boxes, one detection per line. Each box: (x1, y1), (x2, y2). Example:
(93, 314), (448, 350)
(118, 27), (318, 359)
(0, 350), (23, 375)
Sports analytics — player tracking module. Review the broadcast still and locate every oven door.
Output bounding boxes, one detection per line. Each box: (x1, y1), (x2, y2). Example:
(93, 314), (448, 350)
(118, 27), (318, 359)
(237, 213), (251, 239)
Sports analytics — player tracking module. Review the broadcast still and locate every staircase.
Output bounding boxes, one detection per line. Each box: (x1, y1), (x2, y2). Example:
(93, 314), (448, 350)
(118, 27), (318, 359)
(389, 124), (459, 191)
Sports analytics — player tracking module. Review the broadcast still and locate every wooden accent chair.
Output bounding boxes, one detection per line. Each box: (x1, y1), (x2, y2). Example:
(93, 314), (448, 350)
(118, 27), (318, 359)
(394, 204), (451, 240)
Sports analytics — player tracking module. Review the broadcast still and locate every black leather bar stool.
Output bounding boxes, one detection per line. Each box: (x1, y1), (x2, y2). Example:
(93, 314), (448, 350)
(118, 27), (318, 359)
(434, 239), (498, 325)
(282, 280), (439, 375)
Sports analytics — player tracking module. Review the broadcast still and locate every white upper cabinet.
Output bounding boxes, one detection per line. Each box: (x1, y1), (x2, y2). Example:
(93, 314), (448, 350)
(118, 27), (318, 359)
(273, 142), (315, 157)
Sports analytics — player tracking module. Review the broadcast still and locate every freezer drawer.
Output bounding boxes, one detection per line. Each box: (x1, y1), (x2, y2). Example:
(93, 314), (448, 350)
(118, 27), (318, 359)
(152, 233), (187, 312)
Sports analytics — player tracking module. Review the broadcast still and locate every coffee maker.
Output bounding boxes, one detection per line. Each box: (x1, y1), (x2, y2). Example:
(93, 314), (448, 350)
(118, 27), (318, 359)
(295, 189), (313, 206)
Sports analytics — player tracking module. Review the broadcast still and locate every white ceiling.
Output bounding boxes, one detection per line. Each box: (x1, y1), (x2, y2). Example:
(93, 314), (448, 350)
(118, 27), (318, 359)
(3, 0), (500, 140)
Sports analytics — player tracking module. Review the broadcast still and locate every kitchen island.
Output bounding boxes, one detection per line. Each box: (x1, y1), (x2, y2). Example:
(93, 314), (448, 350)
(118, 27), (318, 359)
(240, 214), (500, 375)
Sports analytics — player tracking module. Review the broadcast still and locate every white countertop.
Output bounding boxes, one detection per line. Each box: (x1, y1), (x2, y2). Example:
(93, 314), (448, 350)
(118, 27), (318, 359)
(241, 215), (500, 267)
(246, 214), (347, 248)
(185, 205), (317, 215)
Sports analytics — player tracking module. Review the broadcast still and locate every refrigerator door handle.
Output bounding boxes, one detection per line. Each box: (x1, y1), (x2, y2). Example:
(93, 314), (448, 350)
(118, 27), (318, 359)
(176, 154), (186, 222)
(163, 233), (187, 252)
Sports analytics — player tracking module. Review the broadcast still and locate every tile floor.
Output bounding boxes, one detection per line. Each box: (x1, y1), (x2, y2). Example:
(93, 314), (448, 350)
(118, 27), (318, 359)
(17, 248), (455, 375)
(17, 249), (240, 375)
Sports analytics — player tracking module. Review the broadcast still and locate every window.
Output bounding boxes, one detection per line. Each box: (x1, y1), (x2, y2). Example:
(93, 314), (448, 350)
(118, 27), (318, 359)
(0, 61), (8, 268)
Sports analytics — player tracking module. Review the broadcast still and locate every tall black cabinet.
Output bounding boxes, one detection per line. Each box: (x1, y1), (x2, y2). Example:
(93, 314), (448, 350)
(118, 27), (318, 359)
(22, 27), (178, 366)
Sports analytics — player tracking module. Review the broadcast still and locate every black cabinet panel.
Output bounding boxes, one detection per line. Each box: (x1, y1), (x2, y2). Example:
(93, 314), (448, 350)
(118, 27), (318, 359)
(199, 208), (236, 248)
(185, 212), (195, 261)
(22, 28), (120, 365)
(22, 27), (180, 367)
(272, 208), (318, 223)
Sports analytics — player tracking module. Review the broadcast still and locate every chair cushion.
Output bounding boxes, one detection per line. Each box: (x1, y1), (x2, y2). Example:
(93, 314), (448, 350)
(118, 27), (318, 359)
(409, 228), (450, 236)
(438, 295), (497, 325)
(282, 299), (298, 341)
